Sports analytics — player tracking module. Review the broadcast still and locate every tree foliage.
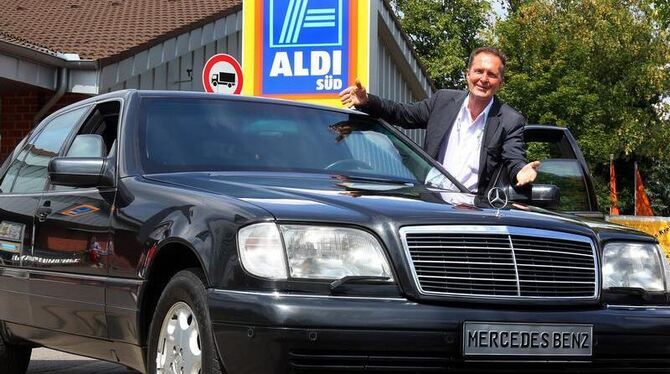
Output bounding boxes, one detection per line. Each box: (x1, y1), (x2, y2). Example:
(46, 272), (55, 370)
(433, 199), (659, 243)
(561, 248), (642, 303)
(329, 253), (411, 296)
(389, 0), (670, 214)
(492, 0), (670, 214)
(390, 0), (492, 88)
(644, 158), (670, 214)
(656, 1), (670, 29)
(494, 0), (670, 163)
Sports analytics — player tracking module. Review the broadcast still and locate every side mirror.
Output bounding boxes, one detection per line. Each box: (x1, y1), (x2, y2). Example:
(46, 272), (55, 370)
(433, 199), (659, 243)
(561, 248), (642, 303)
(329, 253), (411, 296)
(66, 134), (107, 157)
(48, 157), (113, 188)
(506, 184), (560, 210)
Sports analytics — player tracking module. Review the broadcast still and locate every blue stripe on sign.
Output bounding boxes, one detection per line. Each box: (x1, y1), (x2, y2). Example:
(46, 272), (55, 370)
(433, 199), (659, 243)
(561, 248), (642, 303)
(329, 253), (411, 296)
(304, 15), (335, 21)
(303, 22), (336, 27)
(278, 0), (296, 44)
(306, 8), (335, 14)
(292, 0), (309, 43)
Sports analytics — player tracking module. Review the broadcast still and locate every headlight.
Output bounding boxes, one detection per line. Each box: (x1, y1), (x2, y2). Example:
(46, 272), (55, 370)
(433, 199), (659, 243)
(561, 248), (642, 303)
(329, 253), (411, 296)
(602, 242), (667, 292)
(237, 222), (287, 279)
(238, 223), (393, 281)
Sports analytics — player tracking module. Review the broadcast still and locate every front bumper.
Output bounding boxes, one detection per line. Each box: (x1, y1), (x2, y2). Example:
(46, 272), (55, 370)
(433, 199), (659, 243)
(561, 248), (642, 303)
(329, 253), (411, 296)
(208, 289), (670, 373)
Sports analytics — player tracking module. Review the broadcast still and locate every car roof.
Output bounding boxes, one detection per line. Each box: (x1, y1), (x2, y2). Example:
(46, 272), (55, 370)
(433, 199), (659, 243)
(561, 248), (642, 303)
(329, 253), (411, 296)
(46, 89), (367, 123)
(134, 90), (365, 116)
(525, 124), (569, 133)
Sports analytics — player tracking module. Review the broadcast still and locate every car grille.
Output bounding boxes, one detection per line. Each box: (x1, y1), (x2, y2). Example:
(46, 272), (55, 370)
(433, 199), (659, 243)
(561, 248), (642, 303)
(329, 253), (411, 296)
(400, 226), (598, 300)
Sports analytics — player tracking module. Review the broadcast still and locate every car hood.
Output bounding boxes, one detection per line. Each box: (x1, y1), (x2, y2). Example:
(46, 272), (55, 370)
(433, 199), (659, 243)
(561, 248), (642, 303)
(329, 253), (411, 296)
(144, 172), (645, 239)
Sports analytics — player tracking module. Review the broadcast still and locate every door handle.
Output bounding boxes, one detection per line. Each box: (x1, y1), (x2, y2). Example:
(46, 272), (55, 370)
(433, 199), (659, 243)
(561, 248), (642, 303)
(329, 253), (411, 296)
(36, 206), (52, 222)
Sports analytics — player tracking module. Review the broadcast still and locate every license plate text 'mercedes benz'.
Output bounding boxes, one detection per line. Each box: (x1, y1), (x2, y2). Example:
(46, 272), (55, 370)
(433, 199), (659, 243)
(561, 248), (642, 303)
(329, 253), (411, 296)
(463, 322), (593, 356)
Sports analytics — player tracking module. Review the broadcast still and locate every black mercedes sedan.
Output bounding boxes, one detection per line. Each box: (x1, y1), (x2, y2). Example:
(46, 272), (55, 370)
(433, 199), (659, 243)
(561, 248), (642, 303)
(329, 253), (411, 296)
(0, 90), (668, 374)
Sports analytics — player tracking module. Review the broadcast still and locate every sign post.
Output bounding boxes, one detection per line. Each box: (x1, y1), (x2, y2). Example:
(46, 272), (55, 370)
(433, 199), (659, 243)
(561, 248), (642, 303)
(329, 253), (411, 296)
(202, 53), (244, 94)
(243, 0), (369, 107)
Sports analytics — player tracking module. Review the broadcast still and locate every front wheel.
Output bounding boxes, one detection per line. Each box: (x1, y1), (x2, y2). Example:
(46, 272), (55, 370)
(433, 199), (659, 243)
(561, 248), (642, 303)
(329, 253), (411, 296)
(147, 269), (222, 374)
(0, 328), (31, 374)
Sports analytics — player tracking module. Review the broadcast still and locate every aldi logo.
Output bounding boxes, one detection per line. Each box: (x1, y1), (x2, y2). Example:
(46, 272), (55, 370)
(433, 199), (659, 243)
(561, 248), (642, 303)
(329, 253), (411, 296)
(263, 0), (349, 95)
(270, 0), (343, 47)
(243, 0), (369, 106)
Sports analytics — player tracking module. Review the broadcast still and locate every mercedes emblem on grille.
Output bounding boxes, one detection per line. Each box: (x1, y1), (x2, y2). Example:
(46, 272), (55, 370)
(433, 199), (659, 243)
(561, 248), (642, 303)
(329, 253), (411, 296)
(487, 187), (508, 214)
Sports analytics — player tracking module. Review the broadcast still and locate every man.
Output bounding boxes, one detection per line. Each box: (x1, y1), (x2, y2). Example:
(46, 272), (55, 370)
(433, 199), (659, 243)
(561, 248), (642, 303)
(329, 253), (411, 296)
(339, 47), (540, 195)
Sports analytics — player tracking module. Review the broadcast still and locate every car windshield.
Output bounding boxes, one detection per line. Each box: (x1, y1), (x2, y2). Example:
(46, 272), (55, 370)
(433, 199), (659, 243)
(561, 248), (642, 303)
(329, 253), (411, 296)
(139, 98), (458, 189)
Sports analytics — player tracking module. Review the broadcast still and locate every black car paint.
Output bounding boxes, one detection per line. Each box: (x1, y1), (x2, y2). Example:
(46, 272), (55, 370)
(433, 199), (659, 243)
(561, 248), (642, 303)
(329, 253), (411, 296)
(207, 291), (670, 372)
(0, 90), (666, 373)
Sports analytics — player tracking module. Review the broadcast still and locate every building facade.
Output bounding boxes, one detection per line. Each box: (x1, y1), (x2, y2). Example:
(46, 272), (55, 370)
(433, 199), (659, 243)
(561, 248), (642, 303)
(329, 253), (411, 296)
(0, 0), (432, 160)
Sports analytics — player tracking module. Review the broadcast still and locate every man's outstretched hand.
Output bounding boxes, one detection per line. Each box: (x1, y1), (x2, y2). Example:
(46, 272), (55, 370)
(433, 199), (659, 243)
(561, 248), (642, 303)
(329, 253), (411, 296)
(515, 161), (541, 187)
(339, 79), (368, 108)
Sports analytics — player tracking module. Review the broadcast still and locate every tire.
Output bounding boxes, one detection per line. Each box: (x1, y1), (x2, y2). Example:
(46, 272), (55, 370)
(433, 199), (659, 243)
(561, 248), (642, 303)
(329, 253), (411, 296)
(0, 329), (31, 374)
(147, 269), (223, 374)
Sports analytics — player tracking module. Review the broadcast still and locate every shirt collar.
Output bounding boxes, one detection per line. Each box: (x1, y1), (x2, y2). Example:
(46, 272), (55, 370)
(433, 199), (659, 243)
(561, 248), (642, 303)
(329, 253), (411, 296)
(460, 95), (495, 127)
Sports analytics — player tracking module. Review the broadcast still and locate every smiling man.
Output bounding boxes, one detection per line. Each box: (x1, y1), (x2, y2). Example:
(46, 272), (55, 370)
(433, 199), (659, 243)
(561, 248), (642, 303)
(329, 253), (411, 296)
(339, 47), (540, 194)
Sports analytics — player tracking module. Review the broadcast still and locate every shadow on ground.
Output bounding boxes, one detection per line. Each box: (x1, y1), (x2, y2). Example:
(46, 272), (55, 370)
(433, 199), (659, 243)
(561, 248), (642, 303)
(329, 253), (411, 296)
(27, 348), (136, 373)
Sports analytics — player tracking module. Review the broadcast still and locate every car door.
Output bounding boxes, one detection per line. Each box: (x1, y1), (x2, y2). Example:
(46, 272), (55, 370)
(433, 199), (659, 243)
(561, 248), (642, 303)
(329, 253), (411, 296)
(0, 137), (39, 325)
(523, 125), (601, 217)
(29, 100), (120, 339)
(0, 106), (88, 326)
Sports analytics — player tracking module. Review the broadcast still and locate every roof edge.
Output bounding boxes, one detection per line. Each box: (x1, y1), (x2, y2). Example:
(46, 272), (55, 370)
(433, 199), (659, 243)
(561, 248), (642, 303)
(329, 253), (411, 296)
(98, 3), (243, 67)
(0, 38), (98, 70)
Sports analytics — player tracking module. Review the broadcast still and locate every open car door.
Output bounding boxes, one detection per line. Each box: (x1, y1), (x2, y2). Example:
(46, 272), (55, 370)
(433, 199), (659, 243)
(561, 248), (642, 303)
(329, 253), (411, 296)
(523, 125), (602, 218)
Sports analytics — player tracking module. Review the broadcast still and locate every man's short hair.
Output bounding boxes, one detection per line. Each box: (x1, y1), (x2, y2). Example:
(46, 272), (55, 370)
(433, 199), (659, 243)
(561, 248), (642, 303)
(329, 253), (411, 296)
(468, 47), (507, 81)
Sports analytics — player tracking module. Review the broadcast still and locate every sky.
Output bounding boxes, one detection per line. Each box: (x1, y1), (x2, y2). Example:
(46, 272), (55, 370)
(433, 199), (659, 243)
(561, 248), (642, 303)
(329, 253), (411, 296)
(489, 0), (508, 18)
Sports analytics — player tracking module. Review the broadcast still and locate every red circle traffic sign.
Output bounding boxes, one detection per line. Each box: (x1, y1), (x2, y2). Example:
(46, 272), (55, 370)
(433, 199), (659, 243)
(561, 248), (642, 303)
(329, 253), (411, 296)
(202, 53), (244, 94)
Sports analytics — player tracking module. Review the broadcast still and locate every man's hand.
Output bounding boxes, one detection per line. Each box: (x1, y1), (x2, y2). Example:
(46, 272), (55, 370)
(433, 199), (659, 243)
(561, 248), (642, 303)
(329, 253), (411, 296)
(339, 79), (368, 108)
(515, 161), (541, 187)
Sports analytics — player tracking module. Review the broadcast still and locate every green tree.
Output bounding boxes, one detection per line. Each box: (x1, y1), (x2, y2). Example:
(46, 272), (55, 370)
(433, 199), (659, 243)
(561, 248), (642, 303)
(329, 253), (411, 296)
(390, 0), (492, 88)
(493, 0), (670, 213)
(500, 0), (532, 14)
(645, 158), (670, 214)
(657, 1), (670, 29)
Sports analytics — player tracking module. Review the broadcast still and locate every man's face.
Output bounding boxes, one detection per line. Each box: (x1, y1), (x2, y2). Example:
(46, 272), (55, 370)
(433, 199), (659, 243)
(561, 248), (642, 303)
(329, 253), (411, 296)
(466, 52), (504, 101)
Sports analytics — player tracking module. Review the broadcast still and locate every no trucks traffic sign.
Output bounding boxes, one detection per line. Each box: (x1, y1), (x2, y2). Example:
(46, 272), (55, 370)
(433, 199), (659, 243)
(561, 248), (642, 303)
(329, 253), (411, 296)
(202, 53), (244, 94)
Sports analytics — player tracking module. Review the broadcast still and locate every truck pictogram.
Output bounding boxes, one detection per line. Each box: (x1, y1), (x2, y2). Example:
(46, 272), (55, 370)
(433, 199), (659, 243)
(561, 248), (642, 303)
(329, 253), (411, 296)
(211, 72), (236, 88)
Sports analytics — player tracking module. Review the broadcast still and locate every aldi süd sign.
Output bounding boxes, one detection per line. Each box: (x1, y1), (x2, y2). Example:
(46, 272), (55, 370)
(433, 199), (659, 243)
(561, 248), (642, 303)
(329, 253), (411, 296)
(243, 0), (369, 106)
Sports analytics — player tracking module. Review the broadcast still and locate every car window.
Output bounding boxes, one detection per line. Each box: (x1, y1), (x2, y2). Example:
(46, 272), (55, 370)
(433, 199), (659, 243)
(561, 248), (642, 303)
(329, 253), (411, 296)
(0, 145), (30, 193)
(534, 159), (590, 211)
(524, 128), (592, 212)
(139, 99), (439, 186)
(11, 107), (88, 193)
(50, 101), (121, 192)
(65, 101), (120, 158)
(0, 136), (30, 193)
(524, 130), (577, 161)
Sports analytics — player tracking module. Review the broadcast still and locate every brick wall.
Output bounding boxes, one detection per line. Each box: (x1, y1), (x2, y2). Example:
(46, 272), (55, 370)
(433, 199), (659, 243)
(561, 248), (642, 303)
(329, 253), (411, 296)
(0, 90), (90, 161)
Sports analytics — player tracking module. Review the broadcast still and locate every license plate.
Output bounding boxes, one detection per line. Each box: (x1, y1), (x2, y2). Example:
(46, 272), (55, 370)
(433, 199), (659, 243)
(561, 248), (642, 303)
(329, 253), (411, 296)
(463, 322), (593, 357)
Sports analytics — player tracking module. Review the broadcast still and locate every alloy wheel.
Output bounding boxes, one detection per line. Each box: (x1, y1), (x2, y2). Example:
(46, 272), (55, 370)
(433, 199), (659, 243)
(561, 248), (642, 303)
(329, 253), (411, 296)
(155, 301), (202, 374)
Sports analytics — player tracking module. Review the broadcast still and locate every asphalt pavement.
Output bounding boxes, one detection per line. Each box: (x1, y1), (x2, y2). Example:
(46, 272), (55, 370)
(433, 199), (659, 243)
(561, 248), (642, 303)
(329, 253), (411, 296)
(27, 348), (136, 373)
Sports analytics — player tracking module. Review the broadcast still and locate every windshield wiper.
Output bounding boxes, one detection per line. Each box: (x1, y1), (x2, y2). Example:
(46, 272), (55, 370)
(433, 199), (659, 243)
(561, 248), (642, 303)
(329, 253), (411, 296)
(423, 180), (458, 192)
(332, 175), (415, 186)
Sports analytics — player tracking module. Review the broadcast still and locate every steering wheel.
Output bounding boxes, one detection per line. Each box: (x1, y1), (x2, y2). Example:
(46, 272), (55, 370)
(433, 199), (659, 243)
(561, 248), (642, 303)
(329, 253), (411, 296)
(325, 159), (373, 171)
